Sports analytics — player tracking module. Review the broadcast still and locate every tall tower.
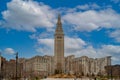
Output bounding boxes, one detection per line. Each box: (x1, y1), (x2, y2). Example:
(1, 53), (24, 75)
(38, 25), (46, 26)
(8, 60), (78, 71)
(54, 14), (64, 73)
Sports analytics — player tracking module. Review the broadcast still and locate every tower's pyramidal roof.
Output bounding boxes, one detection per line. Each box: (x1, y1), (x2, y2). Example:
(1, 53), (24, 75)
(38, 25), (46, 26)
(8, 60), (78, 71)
(55, 14), (64, 34)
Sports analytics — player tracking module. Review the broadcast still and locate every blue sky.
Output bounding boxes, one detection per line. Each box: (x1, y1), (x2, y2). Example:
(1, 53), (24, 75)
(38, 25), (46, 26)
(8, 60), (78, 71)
(0, 0), (120, 64)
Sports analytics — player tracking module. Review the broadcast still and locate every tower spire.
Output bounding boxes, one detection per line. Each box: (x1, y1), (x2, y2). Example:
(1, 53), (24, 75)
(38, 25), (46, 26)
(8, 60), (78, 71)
(55, 14), (64, 34)
(57, 14), (61, 24)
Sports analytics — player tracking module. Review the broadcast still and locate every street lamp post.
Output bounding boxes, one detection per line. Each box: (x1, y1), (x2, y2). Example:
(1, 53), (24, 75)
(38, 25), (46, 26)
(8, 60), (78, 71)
(15, 52), (18, 80)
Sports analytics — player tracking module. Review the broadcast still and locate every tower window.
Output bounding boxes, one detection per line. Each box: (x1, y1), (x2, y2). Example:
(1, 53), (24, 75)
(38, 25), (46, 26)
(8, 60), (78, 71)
(57, 36), (62, 39)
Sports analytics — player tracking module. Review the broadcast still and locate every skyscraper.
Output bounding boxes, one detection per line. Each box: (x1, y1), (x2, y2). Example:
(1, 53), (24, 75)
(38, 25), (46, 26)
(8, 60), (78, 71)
(54, 14), (65, 73)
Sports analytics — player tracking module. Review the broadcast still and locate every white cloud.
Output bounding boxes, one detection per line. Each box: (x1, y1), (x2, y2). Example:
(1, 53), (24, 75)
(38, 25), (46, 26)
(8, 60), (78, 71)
(99, 45), (120, 54)
(1, 0), (119, 33)
(76, 3), (100, 10)
(98, 45), (120, 63)
(29, 31), (54, 39)
(37, 38), (54, 48)
(36, 38), (54, 55)
(1, 0), (56, 32)
(4, 48), (15, 54)
(109, 30), (120, 42)
(65, 37), (86, 55)
(63, 9), (120, 32)
(57, 3), (101, 14)
(36, 36), (86, 55)
(76, 4), (89, 10)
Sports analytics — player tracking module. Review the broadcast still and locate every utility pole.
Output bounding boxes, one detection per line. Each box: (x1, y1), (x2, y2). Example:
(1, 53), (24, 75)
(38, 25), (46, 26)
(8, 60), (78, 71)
(16, 52), (18, 80)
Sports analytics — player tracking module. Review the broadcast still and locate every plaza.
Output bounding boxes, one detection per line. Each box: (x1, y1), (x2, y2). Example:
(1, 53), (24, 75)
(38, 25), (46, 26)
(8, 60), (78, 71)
(41, 78), (117, 80)
(42, 78), (93, 80)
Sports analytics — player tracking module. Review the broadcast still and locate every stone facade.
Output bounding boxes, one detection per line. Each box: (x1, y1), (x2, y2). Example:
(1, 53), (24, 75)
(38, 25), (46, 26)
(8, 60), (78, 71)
(0, 58), (23, 79)
(24, 56), (47, 78)
(65, 56), (111, 76)
(0, 55), (111, 79)
(4, 59), (23, 79)
(22, 55), (111, 78)
(23, 55), (54, 78)
(105, 65), (120, 77)
(65, 55), (75, 74)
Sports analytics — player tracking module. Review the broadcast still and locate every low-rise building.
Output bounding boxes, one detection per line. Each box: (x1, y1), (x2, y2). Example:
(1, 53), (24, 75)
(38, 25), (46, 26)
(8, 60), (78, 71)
(22, 55), (111, 78)
(0, 57), (23, 79)
(23, 55), (54, 78)
(65, 55), (111, 76)
(105, 65), (120, 77)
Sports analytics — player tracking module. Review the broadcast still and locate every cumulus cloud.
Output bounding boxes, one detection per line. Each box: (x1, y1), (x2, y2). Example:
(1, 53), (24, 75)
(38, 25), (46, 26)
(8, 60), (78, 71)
(29, 31), (54, 39)
(1, 0), (120, 33)
(99, 45), (120, 54)
(4, 48), (15, 54)
(98, 45), (120, 63)
(36, 36), (86, 55)
(1, 0), (56, 32)
(58, 3), (110, 14)
(37, 38), (54, 48)
(63, 9), (120, 32)
(109, 30), (120, 42)
(65, 37), (86, 55)
(76, 3), (100, 10)
(36, 38), (54, 55)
